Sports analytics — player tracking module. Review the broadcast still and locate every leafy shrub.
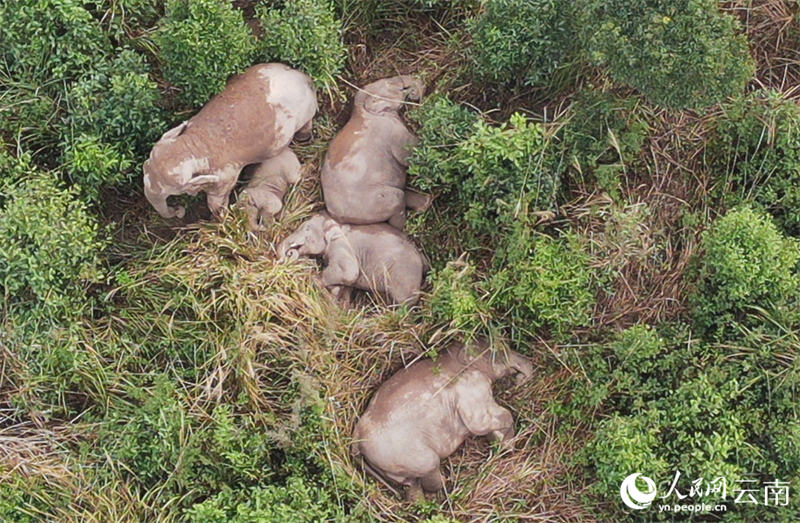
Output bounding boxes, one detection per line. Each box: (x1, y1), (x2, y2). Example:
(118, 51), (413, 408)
(88, 0), (163, 37)
(0, 168), (106, 317)
(256, 0), (346, 89)
(468, 0), (576, 88)
(408, 96), (558, 241)
(407, 95), (480, 192)
(61, 134), (133, 202)
(491, 228), (596, 341)
(426, 259), (491, 335)
(184, 477), (345, 522)
(65, 49), (164, 155)
(559, 90), (649, 197)
(571, 325), (765, 516)
(155, 0), (256, 107)
(581, 0), (754, 109)
(689, 206), (800, 336)
(708, 90), (800, 235)
(0, 79), (61, 155)
(0, 0), (110, 83)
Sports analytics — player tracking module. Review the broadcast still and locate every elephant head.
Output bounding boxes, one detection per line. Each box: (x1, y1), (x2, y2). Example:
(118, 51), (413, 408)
(449, 340), (533, 385)
(143, 121), (219, 219)
(278, 212), (340, 261)
(355, 75), (425, 116)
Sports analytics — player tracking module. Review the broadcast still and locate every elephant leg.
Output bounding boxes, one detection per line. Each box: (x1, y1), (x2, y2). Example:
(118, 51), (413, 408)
(487, 403), (515, 444)
(294, 118), (313, 143)
(420, 467), (444, 493)
(388, 209), (407, 229)
(457, 382), (515, 443)
(207, 190), (233, 218)
(404, 189), (432, 212)
(206, 177), (239, 218)
(330, 285), (354, 308)
(405, 480), (424, 502)
(281, 149), (302, 184)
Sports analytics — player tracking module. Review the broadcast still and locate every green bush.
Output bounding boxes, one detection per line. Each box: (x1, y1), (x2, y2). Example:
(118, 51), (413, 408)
(0, 0), (110, 83)
(65, 49), (164, 156)
(256, 0), (346, 90)
(88, 0), (163, 38)
(408, 96), (558, 241)
(184, 478), (345, 522)
(581, 0), (754, 109)
(708, 90), (800, 235)
(0, 168), (106, 317)
(426, 259), (491, 335)
(689, 206), (800, 336)
(468, 0), (576, 88)
(155, 0), (256, 107)
(559, 90), (649, 197)
(61, 134), (133, 203)
(491, 228), (596, 341)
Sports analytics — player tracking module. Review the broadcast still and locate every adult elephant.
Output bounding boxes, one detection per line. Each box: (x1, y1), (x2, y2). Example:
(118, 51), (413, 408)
(321, 75), (430, 230)
(143, 63), (316, 219)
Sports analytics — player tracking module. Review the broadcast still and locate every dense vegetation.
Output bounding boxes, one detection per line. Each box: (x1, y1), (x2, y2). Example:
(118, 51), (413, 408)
(2, 0), (800, 521)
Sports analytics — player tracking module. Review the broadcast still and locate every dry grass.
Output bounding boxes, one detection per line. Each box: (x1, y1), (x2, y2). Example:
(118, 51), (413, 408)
(7, 2), (800, 521)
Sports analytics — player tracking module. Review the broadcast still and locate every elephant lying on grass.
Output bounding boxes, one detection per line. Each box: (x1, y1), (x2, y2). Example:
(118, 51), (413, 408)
(321, 75), (431, 229)
(143, 63), (316, 219)
(351, 340), (532, 500)
(278, 212), (425, 306)
(239, 148), (302, 230)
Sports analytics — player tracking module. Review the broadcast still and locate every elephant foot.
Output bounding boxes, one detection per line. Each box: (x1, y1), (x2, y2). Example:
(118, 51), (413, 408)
(405, 482), (424, 502)
(405, 188), (432, 212)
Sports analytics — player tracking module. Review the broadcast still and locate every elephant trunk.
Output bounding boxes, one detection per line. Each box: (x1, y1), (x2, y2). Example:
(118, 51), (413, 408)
(144, 180), (184, 219)
(508, 351), (533, 385)
(277, 238), (299, 262)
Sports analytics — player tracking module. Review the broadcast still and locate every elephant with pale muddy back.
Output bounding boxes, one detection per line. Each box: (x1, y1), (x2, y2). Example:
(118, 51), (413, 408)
(143, 63), (316, 219)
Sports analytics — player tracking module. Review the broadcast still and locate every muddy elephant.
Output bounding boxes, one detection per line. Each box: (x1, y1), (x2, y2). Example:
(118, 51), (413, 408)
(351, 339), (533, 500)
(320, 75), (430, 229)
(278, 212), (425, 306)
(143, 63), (316, 219)
(239, 148), (302, 230)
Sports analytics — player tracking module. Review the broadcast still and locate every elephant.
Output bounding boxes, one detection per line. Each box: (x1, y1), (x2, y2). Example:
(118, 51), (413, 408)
(143, 63), (316, 219)
(238, 148), (302, 230)
(351, 339), (533, 500)
(320, 75), (431, 230)
(278, 212), (425, 306)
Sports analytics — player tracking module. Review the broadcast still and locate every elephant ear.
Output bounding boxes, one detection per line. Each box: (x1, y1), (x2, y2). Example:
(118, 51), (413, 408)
(159, 121), (188, 142)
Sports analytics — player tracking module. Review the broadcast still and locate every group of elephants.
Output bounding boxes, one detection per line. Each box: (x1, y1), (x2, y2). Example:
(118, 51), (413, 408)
(142, 63), (533, 500)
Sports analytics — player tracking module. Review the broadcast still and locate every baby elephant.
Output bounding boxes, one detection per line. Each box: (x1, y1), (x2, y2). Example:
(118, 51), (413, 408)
(351, 340), (533, 500)
(143, 63), (316, 219)
(239, 148), (301, 230)
(278, 212), (425, 306)
(321, 75), (431, 230)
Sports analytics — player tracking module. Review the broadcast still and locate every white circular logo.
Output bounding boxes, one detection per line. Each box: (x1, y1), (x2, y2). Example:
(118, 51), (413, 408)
(620, 473), (657, 510)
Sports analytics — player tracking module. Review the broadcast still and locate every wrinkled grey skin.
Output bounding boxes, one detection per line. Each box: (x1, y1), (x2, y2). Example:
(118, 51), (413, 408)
(351, 340), (533, 500)
(278, 212), (425, 306)
(143, 63), (316, 219)
(321, 75), (430, 230)
(239, 148), (302, 230)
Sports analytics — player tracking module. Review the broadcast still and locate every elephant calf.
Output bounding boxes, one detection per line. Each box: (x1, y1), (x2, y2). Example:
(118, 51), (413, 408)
(143, 63), (316, 219)
(351, 340), (532, 500)
(321, 75), (431, 230)
(239, 148), (301, 230)
(278, 212), (425, 305)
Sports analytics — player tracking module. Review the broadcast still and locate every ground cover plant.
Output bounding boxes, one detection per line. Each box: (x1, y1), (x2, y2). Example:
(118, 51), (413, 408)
(3, 0), (800, 521)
